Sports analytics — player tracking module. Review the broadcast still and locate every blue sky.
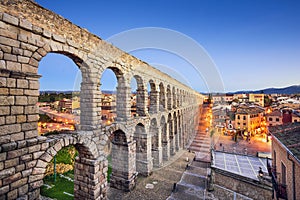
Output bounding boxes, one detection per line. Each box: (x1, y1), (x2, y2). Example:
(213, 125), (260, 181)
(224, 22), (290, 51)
(36, 0), (300, 93)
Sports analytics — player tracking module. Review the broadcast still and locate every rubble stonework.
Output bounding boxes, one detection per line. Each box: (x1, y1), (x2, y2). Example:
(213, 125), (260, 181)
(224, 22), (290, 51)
(0, 0), (204, 199)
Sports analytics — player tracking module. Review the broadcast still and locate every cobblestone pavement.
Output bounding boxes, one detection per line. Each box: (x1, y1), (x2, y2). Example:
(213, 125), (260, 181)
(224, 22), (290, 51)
(107, 149), (196, 200)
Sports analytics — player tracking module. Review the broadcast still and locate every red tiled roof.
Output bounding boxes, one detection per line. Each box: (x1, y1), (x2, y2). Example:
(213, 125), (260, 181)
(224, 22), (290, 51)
(269, 123), (300, 162)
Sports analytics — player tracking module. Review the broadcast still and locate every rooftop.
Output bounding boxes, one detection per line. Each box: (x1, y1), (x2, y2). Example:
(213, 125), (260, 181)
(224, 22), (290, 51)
(266, 109), (282, 117)
(236, 106), (265, 115)
(212, 151), (269, 181)
(269, 122), (300, 161)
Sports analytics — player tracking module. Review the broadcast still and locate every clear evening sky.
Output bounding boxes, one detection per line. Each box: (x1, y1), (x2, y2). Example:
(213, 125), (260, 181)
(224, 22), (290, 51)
(35, 0), (300, 93)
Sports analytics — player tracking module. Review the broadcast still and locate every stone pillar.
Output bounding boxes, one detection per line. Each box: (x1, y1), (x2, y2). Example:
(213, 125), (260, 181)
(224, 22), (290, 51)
(135, 133), (153, 176)
(178, 127), (183, 149)
(162, 124), (170, 161)
(175, 131), (180, 152)
(136, 88), (147, 116)
(162, 141), (170, 162)
(167, 89), (172, 110)
(0, 68), (43, 199)
(152, 128), (163, 168)
(149, 91), (159, 114)
(74, 156), (108, 200)
(80, 82), (102, 130)
(169, 121), (176, 156)
(110, 140), (137, 191)
(173, 90), (176, 109)
(116, 86), (131, 121)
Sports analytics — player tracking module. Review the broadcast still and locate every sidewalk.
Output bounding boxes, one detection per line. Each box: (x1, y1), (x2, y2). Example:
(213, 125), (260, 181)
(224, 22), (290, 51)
(107, 150), (195, 200)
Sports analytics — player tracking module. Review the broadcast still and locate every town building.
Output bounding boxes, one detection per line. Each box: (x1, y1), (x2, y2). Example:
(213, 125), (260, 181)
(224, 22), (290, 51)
(212, 94), (234, 104)
(212, 105), (230, 129)
(249, 93), (265, 107)
(269, 123), (300, 200)
(266, 110), (283, 127)
(233, 93), (249, 103)
(235, 105), (266, 135)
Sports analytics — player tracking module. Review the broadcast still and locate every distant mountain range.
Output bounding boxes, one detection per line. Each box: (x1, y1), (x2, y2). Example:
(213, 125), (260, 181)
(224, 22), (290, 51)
(40, 85), (300, 95)
(228, 85), (300, 95)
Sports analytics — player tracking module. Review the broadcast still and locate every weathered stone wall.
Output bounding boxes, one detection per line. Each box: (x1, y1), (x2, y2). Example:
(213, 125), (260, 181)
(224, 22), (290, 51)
(212, 169), (272, 200)
(213, 184), (253, 200)
(0, 0), (204, 199)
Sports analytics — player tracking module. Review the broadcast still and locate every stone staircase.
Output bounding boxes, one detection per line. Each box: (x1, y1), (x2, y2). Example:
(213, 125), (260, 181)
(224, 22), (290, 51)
(167, 160), (216, 200)
(167, 106), (216, 200)
(189, 131), (211, 163)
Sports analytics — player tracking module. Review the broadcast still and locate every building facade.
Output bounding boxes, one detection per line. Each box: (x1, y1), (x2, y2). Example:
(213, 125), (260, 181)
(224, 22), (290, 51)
(270, 123), (300, 200)
(249, 93), (264, 107)
(235, 105), (266, 135)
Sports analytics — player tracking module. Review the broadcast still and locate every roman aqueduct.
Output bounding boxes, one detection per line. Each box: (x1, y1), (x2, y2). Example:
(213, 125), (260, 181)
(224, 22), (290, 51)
(0, 0), (204, 199)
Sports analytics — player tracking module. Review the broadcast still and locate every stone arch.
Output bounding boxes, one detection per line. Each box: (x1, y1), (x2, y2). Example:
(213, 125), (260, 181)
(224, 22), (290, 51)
(130, 74), (147, 117)
(35, 42), (105, 131)
(35, 133), (105, 200)
(134, 123), (152, 176)
(148, 80), (158, 114)
(159, 82), (166, 111)
(100, 66), (128, 124)
(0, 3), (205, 199)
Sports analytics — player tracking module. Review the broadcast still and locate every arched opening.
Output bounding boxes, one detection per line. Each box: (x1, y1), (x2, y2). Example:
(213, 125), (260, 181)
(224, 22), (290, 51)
(148, 80), (158, 114)
(167, 85), (172, 110)
(38, 53), (82, 135)
(134, 123), (152, 176)
(159, 83), (166, 111)
(130, 75), (146, 117)
(150, 118), (161, 167)
(100, 68), (118, 126)
(41, 145), (78, 199)
(39, 140), (103, 200)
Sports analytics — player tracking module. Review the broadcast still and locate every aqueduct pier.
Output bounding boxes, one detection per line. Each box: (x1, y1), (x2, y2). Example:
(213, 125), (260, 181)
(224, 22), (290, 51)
(0, 0), (205, 199)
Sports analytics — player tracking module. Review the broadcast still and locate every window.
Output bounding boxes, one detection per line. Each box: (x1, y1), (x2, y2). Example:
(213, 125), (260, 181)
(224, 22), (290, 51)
(243, 116), (246, 120)
(269, 117), (273, 121)
(281, 162), (286, 185)
(237, 115), (240, 120)
(237, 122), (240, 125)
(294, 119), (298, 122)
(276, 118), (279, 122)
(243, 123), (246, 126)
